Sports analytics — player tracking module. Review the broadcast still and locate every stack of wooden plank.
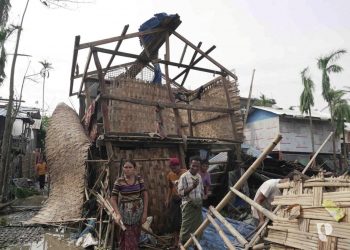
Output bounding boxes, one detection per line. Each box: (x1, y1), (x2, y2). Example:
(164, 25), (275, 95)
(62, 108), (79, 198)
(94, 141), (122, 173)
(265, 175), (350, 250)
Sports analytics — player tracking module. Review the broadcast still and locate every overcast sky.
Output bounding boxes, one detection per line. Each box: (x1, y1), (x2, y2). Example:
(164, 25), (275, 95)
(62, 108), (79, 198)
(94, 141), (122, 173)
(1, 0), (349, 115)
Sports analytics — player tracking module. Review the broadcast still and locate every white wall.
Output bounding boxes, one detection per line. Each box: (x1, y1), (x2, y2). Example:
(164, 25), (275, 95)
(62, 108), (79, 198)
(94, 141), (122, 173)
(12, 119), (24, 136)
(244, 117), (280, 152)
(279, 118), (341, 154)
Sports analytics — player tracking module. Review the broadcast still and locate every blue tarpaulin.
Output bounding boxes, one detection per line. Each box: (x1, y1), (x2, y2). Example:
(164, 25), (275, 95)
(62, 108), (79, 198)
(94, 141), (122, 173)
(198, 208), (255, 250)
(138, 13), (178, 85)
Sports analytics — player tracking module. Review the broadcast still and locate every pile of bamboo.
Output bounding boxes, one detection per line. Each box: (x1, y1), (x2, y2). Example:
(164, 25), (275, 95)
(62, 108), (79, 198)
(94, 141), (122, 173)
(265, 175), (350, 250)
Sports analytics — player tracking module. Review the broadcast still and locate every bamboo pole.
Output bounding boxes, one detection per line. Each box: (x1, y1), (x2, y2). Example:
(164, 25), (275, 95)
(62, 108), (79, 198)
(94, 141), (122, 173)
(209, 206), (248, 246)
(246, 206), (281, 249)
(190, 234), (203, 250)
(243, 69), (255, 127)
(184, 134), (282, 248)
(207, 214), (236, 250)
(230, 188), (277, 221)
(302, 132), (333, 174)
(103, 215), (111, 249)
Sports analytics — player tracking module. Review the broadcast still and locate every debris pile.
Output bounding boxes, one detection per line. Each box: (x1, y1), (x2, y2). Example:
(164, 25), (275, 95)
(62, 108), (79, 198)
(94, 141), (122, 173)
(266, 174), (350, 249)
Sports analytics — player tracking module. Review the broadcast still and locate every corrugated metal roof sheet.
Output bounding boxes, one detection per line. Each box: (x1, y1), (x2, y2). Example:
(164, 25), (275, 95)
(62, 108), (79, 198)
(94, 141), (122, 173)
(251, 106), (330, 120)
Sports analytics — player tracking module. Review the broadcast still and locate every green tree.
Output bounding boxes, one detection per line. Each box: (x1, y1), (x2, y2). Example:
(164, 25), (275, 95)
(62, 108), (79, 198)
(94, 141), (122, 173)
(317, 49), (347, 169)
(254, 94), (276, 107)
(299, 67), (315, 153)
(39, 60), (53, 115)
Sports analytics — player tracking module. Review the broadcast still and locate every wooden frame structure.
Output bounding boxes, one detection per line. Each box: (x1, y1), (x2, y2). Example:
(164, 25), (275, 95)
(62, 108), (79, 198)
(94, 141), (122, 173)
(69, 14), (244, 248)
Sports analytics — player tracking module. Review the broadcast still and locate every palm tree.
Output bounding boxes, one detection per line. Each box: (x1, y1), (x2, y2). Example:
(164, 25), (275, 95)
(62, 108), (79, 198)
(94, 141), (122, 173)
(300, 67), (315, 153)
(39, 60), (53, 115)
(255, 94), (276, 107)
(329, 89), (350, 169)
(317, 49), (347, 168)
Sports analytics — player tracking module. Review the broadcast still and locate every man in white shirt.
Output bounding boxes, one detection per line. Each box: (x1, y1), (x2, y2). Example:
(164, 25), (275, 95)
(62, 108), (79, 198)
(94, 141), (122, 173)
(252, 171), (303, 228)
(178, 156), (204, 245)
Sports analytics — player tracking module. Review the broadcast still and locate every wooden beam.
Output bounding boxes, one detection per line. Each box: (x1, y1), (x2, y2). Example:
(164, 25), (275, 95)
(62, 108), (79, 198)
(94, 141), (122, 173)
(302, 132), (333, 174)
(164, 31), (186, 168)
(243, 69), (255, 127)
(156, 59), (223, 75)
(192, 113), (229, 126)
(74, 61), (136, 80)
(78, 48), (92, 99)
(222, 77), (238, 139)
(69, 35), (80, 96)
(101, 94), (235, 113)
(78, 28), (166, 49)
(104, 25), (129, 73)
(94, 47), (140, 60)
(172, 45), (216, 83)
(92, 51), (111, 133)
(184, 134), (282, 248)
(181, 41), (202, 85)
(179, 44), (188, 64)
(173, 31), (237, 80)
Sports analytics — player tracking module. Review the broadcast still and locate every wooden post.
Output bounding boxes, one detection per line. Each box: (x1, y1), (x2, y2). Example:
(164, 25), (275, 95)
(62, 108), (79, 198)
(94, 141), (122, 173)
(302, 132), (333, 174)
(209, 206), (248, 246)
(243, 69), (255, 127)
(207, 214), (236, 250)
(69, 35), (80, 96)
(222, 76), (238, 140)
(164, 32), (186, 167)
(184, 134), (282, 248)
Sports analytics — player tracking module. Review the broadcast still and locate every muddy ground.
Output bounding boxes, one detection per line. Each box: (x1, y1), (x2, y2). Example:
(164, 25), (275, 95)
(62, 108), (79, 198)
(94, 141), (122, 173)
(0, 196), (82, 250)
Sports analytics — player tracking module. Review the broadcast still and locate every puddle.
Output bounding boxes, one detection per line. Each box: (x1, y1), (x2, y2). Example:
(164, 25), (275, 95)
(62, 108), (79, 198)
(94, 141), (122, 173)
(4, 231), (82, 250)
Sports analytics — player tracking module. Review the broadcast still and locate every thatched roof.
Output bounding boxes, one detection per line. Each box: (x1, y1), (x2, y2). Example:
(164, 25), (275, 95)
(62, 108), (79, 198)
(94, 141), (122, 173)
(27, 103), (90, 224)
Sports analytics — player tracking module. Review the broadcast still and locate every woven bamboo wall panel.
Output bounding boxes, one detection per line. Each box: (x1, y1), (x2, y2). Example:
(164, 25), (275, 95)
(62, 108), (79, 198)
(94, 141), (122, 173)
(111, 146), (180, 232)
(189, 78), (243, 140)
(266, 175), (350, 250)
(27, 103), (90, 224)
(107, 79), (176, 135)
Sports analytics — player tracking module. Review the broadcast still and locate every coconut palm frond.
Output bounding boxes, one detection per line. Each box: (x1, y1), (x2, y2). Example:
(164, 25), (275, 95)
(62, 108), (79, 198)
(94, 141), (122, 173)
(300, 68), (314, 115)
(327, 64), (343, 73)
(328, 49), (347, 63)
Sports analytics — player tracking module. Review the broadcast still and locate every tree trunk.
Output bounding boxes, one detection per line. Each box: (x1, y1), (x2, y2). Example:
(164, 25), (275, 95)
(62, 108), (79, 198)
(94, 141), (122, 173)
(329, 104), (338, 172)
(0, 0), (30, 201)
(308, 108), (315, 154)
(343, 122), (348, 169)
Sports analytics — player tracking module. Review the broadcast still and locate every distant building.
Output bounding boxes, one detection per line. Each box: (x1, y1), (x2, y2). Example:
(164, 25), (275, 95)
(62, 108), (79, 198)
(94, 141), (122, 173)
(244, 106), (340, 167)
(0, 106), (41, 178)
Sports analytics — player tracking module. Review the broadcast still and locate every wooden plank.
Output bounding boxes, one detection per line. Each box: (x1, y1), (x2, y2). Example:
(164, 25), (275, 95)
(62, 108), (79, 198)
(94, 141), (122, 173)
(69, 35), (80, 96)
(101, 93), (235, 113)
(173, 31), (237, 80)
(78, 28), (166, 49)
